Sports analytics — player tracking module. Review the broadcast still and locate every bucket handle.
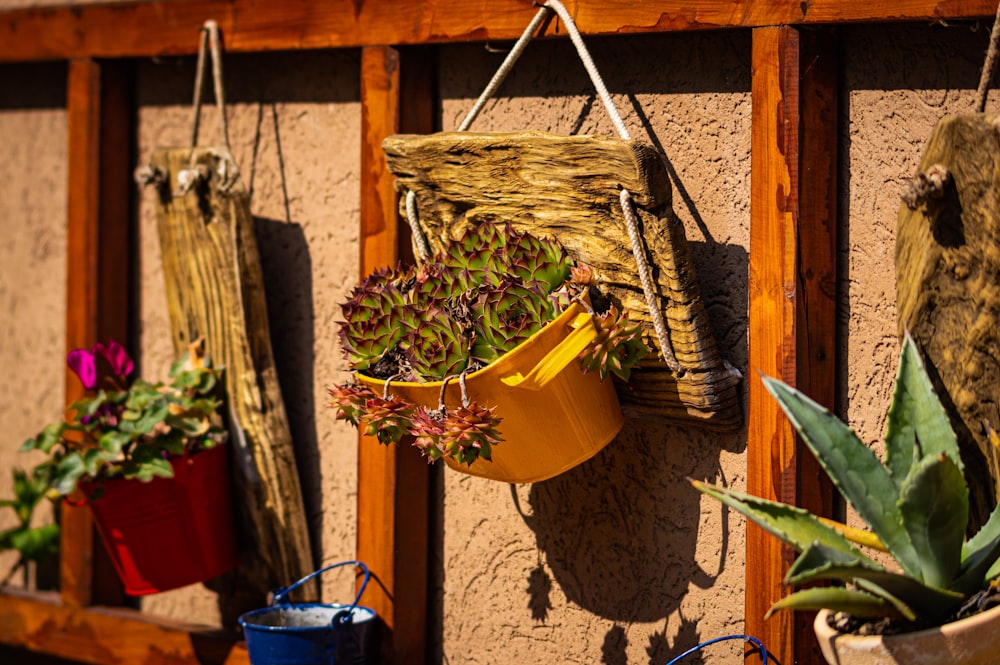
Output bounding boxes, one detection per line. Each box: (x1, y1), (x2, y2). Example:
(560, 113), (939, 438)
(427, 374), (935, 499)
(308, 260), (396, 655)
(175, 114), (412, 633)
(500, 312), (597, 391)
(271, 560), (370, 620)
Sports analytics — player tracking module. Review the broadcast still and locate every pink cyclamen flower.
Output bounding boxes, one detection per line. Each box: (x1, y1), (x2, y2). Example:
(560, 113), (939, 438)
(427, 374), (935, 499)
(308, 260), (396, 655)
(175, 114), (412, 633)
(67, 348), (98, 390)
(67, 339), (134, 390)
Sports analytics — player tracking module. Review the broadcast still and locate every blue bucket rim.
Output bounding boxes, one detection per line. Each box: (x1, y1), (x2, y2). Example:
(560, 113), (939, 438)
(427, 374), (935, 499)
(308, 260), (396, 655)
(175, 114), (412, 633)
(239, 602), (377, 633)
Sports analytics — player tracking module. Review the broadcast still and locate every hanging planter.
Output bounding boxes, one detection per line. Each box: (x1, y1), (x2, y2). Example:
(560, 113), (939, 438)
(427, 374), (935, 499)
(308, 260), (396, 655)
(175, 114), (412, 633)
(382, 0), (742, 431)
(330, 223), (645, 483)
(239, 561), (377, 665)
(19, 339), (238, 595)
(82, 443), (237, 596)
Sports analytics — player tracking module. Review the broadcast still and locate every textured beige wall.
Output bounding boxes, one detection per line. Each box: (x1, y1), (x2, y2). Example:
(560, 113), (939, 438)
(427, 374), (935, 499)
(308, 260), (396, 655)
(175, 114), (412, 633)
(0, 62), (67, 586)
(433, 32), (751, 665)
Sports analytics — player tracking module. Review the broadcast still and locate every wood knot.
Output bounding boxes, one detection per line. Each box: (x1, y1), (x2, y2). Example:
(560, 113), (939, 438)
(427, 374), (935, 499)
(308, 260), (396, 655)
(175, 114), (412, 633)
(175, 164), (211, 196)
(901, 163), (951, 210)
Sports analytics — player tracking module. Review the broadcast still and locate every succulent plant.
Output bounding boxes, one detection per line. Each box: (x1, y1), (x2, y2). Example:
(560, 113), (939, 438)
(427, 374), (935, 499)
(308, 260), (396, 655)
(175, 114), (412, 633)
(693, 334), (1000, 631)
(330, 222), (647, 466)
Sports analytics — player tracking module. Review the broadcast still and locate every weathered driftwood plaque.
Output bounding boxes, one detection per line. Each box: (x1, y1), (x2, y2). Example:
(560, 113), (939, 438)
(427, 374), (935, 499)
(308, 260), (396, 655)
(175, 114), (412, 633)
(146, 147), (314, 604)
(383, 131), (741, 429)
(897, 114), (1000, 531)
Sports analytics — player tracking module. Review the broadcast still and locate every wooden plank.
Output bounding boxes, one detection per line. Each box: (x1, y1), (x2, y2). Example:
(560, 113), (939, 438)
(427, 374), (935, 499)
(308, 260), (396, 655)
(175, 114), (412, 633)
(747, 26), (838, 665)
(1, 0), (998, 63)
(62, 57), (130, 609)
(357, 45), (434, 665)
(0, 588), (248, 665)
(793, 27), (840, 664)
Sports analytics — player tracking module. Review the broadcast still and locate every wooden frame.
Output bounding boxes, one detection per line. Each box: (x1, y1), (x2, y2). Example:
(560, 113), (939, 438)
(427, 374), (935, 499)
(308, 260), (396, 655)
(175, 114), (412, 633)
(0, 2), (992, 664)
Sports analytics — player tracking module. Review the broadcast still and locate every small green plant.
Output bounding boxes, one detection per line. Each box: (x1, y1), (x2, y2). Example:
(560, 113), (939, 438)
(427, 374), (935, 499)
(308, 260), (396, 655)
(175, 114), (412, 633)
(693, 334), (1000, 630)
(0, 466), (59, 585)
(329, 223), (647, 466)
(20, 339), (228, 498)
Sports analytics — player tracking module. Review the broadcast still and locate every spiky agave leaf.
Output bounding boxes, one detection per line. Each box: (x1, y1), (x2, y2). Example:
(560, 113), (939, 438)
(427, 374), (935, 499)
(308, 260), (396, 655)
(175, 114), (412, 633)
(359, 395), (416, 445)
(400, 307), (471, 381)
(577, 305), (648, 381)
(337, 275), (409, 372)
(438, 403), (503, 465)
(327, 382), (377, 426)
(471, 279), (556, 365)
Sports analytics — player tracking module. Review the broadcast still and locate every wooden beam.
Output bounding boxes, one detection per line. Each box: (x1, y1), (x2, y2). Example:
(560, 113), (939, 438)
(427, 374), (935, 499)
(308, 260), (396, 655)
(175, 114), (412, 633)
(357, 45), (434, 665)
(1, 0), (997, 63)
(0, 588), (248, 665)
(747, 26), (838, 665)
(62, 57), (132, 608)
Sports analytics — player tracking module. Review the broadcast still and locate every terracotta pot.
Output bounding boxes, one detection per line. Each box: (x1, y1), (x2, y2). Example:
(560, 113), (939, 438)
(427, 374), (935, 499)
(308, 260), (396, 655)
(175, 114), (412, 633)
(357, 300), (624, 483)
(81, 443), (238, 595)
(813, 605), (1000, 665)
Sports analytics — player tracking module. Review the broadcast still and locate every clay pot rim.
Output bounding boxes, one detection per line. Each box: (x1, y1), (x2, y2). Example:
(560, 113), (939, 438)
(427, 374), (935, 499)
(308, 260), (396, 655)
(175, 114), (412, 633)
(814, 602), (1000, 646)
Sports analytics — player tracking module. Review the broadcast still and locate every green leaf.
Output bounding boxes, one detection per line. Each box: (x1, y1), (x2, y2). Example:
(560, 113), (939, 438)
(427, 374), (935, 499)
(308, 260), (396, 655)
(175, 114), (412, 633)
(691, 481), (874, 561)
(884, 333), (962, 484)
(51, 453), (87, 496)
(131, 400), (169, 434)
(763, 376), (921, 579)
(954, 530), (1000, 597)
(98, 430), (130, 456)
(135, 457), (173, 482)
(766, 587), (902, 620)
(9, 524), (60, 562)
(34, 422), (67, 454)
(785, 543), (963, 622)
(897, 452), (967, 589)
(964, 500), (1000, 562)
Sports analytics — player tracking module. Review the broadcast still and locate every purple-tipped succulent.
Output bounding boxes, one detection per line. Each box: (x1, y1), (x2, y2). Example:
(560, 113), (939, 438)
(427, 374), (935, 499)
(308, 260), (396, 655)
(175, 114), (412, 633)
(337, 272), (409, 372)
(331, 222), (646, 467)
(400, 307), (471, 380)
(577, 305), (648, 381)
(471, 278), (555, 365)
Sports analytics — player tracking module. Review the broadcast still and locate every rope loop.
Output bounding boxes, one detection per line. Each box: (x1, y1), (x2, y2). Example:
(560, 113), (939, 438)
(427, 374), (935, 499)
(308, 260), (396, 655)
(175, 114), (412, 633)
(190, 19), (231, 152)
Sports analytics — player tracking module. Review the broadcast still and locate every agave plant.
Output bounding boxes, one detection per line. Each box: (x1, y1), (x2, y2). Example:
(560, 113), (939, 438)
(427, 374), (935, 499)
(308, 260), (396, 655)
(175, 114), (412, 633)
(329, 222), (646, 466)
(693, 334), (1000, 630)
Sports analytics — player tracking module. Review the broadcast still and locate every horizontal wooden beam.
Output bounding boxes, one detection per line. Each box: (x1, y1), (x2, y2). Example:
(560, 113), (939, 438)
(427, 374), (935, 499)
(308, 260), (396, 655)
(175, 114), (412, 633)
(1, 0), (996, 63)
(0, 589), (248, 665)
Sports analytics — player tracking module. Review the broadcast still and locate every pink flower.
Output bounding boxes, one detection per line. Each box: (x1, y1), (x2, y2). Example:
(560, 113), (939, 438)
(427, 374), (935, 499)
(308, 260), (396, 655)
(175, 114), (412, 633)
(67, 339), (134, 390)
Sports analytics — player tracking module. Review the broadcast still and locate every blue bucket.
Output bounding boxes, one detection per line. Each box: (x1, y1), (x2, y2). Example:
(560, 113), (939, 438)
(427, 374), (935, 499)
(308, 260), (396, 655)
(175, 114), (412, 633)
(238, 561), (376, 665)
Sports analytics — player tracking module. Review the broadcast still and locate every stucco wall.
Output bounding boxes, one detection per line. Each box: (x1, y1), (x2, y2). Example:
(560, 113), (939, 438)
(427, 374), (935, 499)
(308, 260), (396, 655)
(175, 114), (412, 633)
(1, 8), (998, 665)
(0, 62), (67, 587)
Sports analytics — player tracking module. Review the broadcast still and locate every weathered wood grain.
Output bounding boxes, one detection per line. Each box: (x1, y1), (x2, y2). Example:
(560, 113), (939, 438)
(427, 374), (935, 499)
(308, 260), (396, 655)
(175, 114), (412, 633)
(897, 114), (1000, 532)
(147, 147), (314, 605)
(383, 131), (741, 428)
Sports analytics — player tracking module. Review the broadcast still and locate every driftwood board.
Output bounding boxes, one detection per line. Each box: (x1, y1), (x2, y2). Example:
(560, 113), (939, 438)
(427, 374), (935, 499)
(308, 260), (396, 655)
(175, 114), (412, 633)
(897, 114), (1000, 532)
(383, 131), (741, 429)
(146, 147), (314, 606)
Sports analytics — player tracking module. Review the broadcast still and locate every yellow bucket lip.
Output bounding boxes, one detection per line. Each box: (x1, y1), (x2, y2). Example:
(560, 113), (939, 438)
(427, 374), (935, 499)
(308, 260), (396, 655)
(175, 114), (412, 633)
(356, 299), (587, 388)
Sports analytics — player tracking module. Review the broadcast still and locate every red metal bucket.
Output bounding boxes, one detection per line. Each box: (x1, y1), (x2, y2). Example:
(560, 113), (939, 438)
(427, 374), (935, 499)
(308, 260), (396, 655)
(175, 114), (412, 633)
(82, 443), (238, 595)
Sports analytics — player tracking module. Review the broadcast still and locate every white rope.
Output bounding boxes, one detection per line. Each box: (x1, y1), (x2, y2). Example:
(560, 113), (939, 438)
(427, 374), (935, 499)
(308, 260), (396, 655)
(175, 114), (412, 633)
(620, 189), (680, 372)
(406, 190), (433, 261)
(457, 5), (551, 131)
(190, 20), (231, 151)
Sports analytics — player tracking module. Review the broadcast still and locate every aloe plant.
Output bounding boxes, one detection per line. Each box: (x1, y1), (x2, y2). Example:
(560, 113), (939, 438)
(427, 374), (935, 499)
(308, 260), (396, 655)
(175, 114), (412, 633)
(693, 334), (1000, 628)
(330, 222), (646, 466)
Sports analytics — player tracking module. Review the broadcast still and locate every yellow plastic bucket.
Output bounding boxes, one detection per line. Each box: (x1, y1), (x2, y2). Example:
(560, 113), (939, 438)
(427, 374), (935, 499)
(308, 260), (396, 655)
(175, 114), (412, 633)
(357, 301), (624, 483)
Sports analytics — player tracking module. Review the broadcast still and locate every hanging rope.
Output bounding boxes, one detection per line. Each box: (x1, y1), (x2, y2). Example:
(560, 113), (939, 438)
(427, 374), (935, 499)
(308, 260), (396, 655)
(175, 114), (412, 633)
(975, 2), (1000, 112)
(190, 19), (231, 151)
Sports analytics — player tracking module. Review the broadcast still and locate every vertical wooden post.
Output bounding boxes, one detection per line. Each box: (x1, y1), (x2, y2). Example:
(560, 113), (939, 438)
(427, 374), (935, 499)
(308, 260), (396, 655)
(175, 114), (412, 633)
(748, 27), (838, 665)
(62, 57), (131, 608)
(357, 45), (434, 665)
